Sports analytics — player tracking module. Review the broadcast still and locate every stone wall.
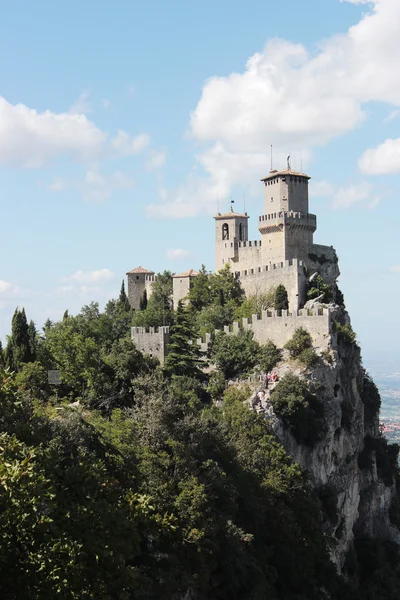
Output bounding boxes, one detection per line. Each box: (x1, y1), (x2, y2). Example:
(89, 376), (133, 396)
(131, 326), (169, 364)
(132, 307), (332, 363)
(236, 258), (305, 310)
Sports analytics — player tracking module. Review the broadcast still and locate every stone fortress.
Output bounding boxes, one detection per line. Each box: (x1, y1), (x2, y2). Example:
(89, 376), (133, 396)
(129, 163), (340, 363)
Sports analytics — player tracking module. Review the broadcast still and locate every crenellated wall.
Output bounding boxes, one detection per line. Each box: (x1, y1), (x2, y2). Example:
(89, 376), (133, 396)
(236, 258), (306, 309)
(132, 307), (332, 363)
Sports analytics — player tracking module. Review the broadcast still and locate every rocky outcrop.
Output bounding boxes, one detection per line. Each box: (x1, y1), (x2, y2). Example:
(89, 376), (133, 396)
(268, 309), (400, 569)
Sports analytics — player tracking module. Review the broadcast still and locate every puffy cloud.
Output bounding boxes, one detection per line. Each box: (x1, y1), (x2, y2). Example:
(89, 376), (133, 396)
(389, 266), (400, 272)
(111, 130), (150, 155)
(166, 248), (190, 260)
(339, 0), (372, 4)
(0, 97), (106, 168)
(0, 96), (151, 168)
(332, 182), (378, 209)
(65, 269), (114, 284)
(150, 0), (400, 218)
(359, 138), (400, 174)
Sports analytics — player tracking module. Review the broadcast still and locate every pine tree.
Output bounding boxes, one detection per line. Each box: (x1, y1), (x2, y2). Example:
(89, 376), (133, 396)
(118, 280), (131, 311)
(0, 340), (4, 367)
(63, 310), (69, 320)
(163, 301), (203, 378)
(274, 284), (289, 311)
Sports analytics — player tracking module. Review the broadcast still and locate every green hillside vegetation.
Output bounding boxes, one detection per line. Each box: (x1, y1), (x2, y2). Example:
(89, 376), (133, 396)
(0, 270), (399, 599)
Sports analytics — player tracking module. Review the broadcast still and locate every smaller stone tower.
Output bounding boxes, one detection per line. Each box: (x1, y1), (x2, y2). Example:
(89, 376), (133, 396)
(214, 208), (249, 271)
(172, 269), (199, 308)
(126, 266), (155, 309)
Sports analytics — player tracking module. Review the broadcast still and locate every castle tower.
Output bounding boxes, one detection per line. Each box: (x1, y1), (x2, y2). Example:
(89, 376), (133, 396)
(126, 266), (155, 309)
(172, 269), (199, 308)
(214, 208), (249, 271)
(258, 168), (316, 264)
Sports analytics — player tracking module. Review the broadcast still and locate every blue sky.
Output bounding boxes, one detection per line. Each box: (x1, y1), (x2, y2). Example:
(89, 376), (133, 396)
(1, 0), (399, 366)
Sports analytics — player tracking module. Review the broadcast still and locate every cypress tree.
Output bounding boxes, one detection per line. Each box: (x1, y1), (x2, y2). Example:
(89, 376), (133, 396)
(118, 280), (131, 311)
(274, 284), (289, 311)
(63, 310), (69, 320)
(139, 289), (148, 311)
(163, 301), (202, 378)
(5, 308), (33, 370)
(27, 320), (37, 361)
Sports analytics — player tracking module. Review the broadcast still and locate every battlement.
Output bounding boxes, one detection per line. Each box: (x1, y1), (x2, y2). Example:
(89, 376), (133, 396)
(131, 326), (170, 364)
(234, 258), (303, 280)
(259, 210), (316, 222)
(131, 307), (332, 364)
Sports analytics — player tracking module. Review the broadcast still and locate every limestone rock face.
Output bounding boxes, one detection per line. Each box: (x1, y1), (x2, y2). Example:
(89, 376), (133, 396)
(308, 244), (340, 285)
(271, 315), (400, 569)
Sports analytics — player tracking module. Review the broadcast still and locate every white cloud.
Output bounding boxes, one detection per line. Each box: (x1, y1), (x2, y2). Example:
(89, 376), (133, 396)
(389, 266), (400, 272)
(102, 99), (111, 109)
(0, 97), (106, 168)
(149, 0), (400, 217)
(166, 248), (190, 260)
(69, 90), (91, 115)
(146, 151), (166, 171)
(0, 280), (20, 297)
(64, 269), (114, 284)
(332, 182), (377, 209)
(111, 130), (150, 156)
(359, 138), (400, 174)
(0, 96), (152, 168)
(310, 180), (336, 198)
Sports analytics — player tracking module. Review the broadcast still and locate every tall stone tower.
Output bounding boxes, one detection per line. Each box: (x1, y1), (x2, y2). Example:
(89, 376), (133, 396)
(258, 168), (316, 264)
(214, 208), (249, 271)
(126, 266), (155, 309)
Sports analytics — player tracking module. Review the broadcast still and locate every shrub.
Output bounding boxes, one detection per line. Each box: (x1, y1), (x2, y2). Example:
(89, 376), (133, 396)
(335, 323), (357, 345)
(307, 275), (332, 303)
(269, 373), (325, 446)
(298, 347), (319, 368)
(258, 341), (282, 373)
(207, 371), (226, 401)
(285, 328), (313, 358)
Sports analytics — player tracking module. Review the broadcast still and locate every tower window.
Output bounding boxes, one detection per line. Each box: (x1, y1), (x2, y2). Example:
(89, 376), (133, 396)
(222, 223), (229, 240)
(239, 223), (244, 241)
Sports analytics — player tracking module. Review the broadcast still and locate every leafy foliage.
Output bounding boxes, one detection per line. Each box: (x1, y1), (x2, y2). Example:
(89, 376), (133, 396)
(307, 274), (332, 303)
(284, 327), (318, 366)
(210, 330), (260, 379)
(270, 373), (325, 445)
(335, 322), (357, 345)
(132, 270), (174, 328)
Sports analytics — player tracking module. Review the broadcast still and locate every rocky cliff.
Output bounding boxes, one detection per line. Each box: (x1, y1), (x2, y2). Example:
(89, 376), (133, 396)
(268, 305), (400, 569)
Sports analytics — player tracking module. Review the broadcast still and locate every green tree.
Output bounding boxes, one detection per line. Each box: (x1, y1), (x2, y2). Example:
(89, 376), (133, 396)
(307, 274), (332, 303)
(132, 271), (174, 328)
(139, 288), (148, 310)
(5, 308), (33, 371)
(163, 301), (202, 378)
(274, 284), (289, 311)
(188, 265), (213, 310)
(211, 330), (260, 379)
(118, 279), (131, 311)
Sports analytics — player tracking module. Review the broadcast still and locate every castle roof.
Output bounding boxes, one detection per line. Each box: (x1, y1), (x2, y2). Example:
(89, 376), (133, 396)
(126, 266), (155, 275)
(261, 168), (311, 182)
(214, 207), (248, 219)
(173, 269), (199, 278)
